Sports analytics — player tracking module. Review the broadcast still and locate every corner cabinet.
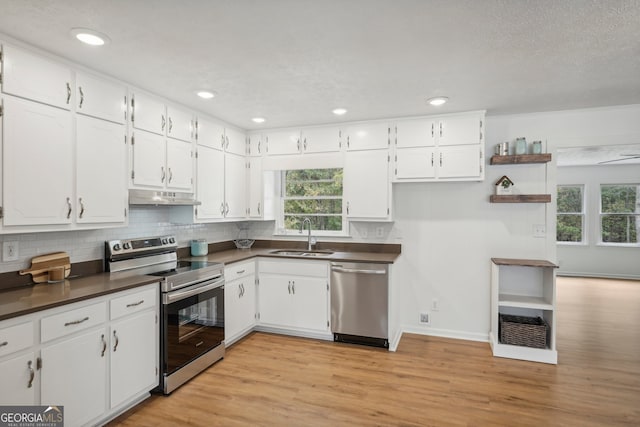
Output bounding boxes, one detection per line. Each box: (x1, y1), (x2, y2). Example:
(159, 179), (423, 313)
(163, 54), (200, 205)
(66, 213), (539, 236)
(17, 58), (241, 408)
(489, 258), (558, 364)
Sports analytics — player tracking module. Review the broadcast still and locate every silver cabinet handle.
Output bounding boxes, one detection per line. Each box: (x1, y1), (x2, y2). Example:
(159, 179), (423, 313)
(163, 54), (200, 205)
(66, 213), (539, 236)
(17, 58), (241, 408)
(258, 141), (261, 153)
(78, 86), (84, 108)
(226, 136), (230, 149)
(65, 316), (89, 326)
(113, 330), (119, 352)
(331, 266), (387, 274)
(161, 166), (166, 182)
(297, 139), (301, 151)
(303, 138), (307, 151)
(161, 115), (166, 131)
(238, 284), (243, 298)
(66, 197), (72, 219)
(225, 202), (230, 215)
(346, 202), (350, 215)
(101, 334), (107, 357)
(288, 281), (291, 294)
(169, 117), (173, 133)
(27, 360), (35, 388)
(220, 202), (225, 215)
(257, 202), (261, 215)
(168, 167), (173, 183)
(291, 281), (295, 294)
(440, 152), (443, 167)
(66, 82), (71, 104)
(439, 122), (443, 137)
(431, 152), (434, 167)
(78, 197), (85, 219)
(126, 300), (144, 307)
(0, 341), (8, 348)
(221, 135), (225, 149)
(431, 123), (434, 138)
(237, 269), (245, 274)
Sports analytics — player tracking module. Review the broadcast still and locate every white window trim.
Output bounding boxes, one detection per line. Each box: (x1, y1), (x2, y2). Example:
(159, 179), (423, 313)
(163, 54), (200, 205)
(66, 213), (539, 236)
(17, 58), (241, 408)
(557, 184), (586, 244)
(598, 183), (640, 246)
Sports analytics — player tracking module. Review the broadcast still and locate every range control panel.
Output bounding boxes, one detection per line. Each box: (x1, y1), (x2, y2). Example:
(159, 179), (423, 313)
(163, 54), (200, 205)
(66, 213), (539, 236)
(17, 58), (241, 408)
(106, 235), (177, 258)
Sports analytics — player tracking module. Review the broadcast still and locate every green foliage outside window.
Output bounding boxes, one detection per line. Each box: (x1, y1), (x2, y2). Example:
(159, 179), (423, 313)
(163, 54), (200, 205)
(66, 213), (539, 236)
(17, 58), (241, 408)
(284, 169), (343, 231)
(557, 186), (583, 242)
(600, 184), (639, 243)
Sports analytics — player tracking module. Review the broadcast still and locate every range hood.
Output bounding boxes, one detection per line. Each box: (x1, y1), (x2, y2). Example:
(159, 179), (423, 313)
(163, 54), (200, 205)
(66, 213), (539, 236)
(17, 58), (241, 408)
(128, 189), (201, 206)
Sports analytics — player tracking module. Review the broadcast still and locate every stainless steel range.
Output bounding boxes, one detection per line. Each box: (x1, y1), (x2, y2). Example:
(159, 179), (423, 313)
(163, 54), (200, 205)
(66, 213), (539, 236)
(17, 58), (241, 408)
(105, 235), (225, 394)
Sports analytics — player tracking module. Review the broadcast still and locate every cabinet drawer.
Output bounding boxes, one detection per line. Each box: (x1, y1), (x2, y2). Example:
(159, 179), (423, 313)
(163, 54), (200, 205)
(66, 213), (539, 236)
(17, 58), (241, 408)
(110, 286), (157, 320)
(225, 261), (255, 282)
(41, 302), (106, 343)
(0, 322), (34, 358)
(259, 260), (327, 278)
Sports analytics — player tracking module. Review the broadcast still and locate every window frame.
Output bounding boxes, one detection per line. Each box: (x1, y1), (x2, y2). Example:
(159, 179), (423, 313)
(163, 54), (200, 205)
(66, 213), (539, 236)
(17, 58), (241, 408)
(598, 183), (640, 247)
(556, 184), (586, 245)
(275, 168), (349, 237)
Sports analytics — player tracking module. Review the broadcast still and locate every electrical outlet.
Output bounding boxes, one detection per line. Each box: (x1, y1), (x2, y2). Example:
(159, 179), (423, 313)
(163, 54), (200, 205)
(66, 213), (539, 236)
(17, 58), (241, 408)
(431, 298), (439, 311)
(376, 227), (384, 238)
(533, 224), (546, 238)
(3, 241), (19, 261)
(419, 312), (430, 324)
(360, 227), (368, 238)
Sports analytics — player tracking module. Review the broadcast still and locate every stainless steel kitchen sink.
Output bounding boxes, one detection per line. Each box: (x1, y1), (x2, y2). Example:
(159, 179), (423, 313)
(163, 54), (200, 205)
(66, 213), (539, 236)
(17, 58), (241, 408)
(270, 250), (334, 257)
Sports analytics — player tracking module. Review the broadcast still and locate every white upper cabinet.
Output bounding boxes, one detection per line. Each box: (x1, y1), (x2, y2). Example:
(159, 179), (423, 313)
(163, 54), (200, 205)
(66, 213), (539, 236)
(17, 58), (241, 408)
(76, 115), (127, 224)
(166, 105), (194, 142)
(344, 122), (390, 151)
(394, 147), (437, 180)
(264, 129), (301, 155)
(166, 138), (194, 190)
(196, 118), (224, 150)
(224, 153), (247, 219)
(195, 145), (225, 221)
(438, 114), (483, 146)
(247, 133), (263, 156)
(394, 118), (437, 148)
(224, 127), (247, 156)
(437, 145), (482, 179)
(131, 130), (166, 189)
(344, 149), (391, 221)
(76, 72), (127, 124)
(131, 92), (165, 135)
(1, 44), (73, 110)
(2, 95), (73, 226)
(301, 126), (342, 153)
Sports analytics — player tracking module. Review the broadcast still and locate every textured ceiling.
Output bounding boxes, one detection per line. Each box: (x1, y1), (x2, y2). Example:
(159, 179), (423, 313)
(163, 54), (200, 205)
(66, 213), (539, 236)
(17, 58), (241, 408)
(0, 0), (639, 130)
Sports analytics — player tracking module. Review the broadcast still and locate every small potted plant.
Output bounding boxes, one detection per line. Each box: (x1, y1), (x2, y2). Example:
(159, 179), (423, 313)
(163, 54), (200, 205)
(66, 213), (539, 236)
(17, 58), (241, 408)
(495, 175), (515, 195)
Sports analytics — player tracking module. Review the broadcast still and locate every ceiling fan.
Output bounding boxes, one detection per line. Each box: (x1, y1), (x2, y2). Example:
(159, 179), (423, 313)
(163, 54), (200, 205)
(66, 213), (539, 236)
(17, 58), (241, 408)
(598, 153), (640, 165)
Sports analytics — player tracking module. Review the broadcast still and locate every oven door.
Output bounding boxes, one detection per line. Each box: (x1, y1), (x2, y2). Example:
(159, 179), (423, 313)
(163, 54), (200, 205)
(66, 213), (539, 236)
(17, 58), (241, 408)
(162, 276), (224, 375)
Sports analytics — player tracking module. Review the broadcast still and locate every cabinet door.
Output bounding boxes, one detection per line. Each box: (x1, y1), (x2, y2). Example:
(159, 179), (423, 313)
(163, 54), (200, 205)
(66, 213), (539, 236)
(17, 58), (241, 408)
(41, 329), (107, 427)
(344, 149), (390, 219)
(195, 118), (225, 149)
(394, 147), (436, 180)
(258, 275), (292, 328)
(437, 115), (481, 146)
(225, 277), (256, 343)
(166, 139), (194, 191)
(247, 157), (263, 218)
(76, 116), (126, 224)
(302, 126), (341, 153)
(76, 72), (127, 124)
(0, 352), (37, 405)
(131, 130), (166, 188)
(2, 44), (72, 110)
(224, 128), (247, 156)
(110, 310), (157, 409)
(166, 105), (193, 142)
(195, 145), (225, 220)
(2, 96), (73, 226)
(344, 122), (389, 151)
(247, 134), (263, 156)
(131, 92), (166, 135)
(437, 145), (482, 179)
(265, 130), (301, 155)
(290, 277), (328, 331)
(224, 153), (247, 218)
(395, 119), (437, 148)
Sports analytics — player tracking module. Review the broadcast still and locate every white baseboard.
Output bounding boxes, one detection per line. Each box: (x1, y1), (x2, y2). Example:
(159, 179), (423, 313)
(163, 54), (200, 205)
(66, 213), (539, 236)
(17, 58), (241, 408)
(557, 271), (640, 280)
(255, 325), (333, 341)
(401, 324), (489, 343)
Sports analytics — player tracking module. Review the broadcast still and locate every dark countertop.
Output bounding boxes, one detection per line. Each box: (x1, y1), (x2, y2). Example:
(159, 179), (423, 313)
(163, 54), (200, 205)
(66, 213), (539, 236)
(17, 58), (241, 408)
(0, 273), (159, 322)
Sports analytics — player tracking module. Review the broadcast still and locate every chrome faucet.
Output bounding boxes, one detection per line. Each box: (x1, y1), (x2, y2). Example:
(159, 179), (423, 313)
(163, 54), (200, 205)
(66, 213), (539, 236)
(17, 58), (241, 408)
(300, 217), (313, 250)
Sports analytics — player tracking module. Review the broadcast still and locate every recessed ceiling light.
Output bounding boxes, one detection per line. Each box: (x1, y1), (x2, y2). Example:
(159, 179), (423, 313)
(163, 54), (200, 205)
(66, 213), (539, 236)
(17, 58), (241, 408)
(427, 96), (448, 106)
(196, 91), (216, 99)
(70, 28), (110, 46)
(252, 117), (266, 123)
(332, 108), (347, 115)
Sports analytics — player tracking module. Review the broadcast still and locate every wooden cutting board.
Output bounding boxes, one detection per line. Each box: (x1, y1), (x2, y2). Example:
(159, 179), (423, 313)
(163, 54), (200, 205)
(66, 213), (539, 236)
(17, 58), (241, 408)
(19, 252), (71, 283)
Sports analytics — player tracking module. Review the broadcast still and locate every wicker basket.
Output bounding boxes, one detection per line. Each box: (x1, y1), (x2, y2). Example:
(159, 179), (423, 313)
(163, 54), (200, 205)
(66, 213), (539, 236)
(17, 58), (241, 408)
(499, 314), (548, 349)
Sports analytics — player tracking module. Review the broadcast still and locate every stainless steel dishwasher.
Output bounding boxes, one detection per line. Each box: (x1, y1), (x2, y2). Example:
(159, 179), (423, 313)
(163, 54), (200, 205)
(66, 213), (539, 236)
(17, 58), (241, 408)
(330, 262), (389, 348)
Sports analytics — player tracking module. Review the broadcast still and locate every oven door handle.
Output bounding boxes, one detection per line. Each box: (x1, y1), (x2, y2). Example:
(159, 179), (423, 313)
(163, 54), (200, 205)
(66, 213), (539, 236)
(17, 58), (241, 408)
(164, 278), (225, 304)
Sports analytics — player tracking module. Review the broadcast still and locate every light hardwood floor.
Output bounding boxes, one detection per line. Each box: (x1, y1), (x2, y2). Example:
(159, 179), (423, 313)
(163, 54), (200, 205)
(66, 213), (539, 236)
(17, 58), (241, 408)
(108, 277), (640, 426)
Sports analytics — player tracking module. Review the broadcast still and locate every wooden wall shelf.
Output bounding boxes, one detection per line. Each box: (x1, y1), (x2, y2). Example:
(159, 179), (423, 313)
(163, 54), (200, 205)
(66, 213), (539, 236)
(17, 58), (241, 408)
(490, 194), (551, 203)
(490, 154), (552, 165)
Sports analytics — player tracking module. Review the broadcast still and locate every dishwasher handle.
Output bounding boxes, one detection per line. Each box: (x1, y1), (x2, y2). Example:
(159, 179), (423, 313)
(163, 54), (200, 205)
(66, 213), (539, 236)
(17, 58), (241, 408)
(331, 266), (387, 275)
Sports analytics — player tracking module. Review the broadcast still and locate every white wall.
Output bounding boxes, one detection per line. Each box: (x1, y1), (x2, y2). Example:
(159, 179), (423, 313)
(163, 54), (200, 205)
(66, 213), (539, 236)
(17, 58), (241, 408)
(557, 164), (640, 279)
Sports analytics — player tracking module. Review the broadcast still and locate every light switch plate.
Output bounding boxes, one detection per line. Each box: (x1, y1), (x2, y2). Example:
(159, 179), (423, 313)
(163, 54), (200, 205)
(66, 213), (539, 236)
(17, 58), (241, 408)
(533, 224), (546, 238)
(3, 241), (19, 261)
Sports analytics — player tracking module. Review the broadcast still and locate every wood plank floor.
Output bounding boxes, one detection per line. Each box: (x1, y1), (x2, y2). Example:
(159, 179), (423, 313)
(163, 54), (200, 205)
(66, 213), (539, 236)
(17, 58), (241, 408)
(108, 277), (640, 426)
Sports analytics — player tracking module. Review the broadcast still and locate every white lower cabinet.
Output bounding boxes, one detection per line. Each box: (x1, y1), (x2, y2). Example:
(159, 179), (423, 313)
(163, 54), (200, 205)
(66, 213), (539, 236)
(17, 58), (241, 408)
(40, 328), (108, 426)
(224, 261), (256, 346)
(0, 283), (159, 426)
(257, 259), (330, 336)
